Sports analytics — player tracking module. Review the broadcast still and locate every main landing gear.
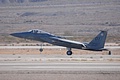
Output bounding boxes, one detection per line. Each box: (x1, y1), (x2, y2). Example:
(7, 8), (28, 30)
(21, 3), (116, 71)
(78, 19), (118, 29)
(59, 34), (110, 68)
(39, 43), (43, 52)
(106, 49), (112, 55)
(108, 51), (111, 55)
(66, 48), (72, 55)
(67, 51), (72, 55)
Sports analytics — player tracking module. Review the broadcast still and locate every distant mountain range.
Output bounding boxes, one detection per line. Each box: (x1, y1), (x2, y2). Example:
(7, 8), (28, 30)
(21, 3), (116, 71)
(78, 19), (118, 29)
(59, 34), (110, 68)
(0, 0), (120, 6)
(0, 0), (47, 4)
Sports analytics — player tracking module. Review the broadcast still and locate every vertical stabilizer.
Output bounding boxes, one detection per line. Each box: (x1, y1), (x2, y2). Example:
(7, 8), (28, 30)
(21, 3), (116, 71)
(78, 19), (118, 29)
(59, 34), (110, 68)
(87, 31), (107, 50)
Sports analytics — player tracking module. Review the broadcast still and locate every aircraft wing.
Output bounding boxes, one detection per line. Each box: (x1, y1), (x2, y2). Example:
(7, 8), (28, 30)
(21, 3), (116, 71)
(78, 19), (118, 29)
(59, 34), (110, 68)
(51, 37), (86, 49)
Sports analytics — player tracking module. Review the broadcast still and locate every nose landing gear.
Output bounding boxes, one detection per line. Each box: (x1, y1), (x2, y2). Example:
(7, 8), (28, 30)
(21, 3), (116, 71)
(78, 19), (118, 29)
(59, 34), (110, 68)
(39, 48), (43, 52)
(39, 43), (44, 53)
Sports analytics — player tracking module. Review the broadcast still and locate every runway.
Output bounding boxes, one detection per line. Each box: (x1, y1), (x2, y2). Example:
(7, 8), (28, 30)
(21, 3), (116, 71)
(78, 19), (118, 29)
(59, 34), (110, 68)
(0, 46), (120, 80)
(0, 62), (120, 80)
(0, 62), (120, 71)
(0, 54), (120, 80)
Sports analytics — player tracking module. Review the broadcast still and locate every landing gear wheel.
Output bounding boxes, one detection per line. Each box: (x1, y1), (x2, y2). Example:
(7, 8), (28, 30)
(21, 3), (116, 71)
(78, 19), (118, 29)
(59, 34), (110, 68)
(67, 51), (72, 55)
(39, 48), (43, 52)
(108, 51), (111, 55)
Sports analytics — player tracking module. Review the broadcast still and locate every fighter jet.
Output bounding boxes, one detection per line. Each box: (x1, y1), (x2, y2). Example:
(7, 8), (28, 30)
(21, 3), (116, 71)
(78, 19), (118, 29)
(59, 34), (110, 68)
(10, 29), (109, 55)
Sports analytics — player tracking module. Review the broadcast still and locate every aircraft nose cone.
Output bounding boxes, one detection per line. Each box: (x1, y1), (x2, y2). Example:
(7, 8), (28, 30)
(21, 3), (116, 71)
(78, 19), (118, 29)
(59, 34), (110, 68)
(10, 32), (24, 38)
(10, 33), (18, 37)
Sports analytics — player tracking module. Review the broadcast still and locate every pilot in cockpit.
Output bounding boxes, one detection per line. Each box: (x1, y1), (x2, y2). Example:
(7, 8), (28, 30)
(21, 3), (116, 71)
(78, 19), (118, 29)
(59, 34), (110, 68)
(29, 29), (49, 34)
(29, 29), (40, 33)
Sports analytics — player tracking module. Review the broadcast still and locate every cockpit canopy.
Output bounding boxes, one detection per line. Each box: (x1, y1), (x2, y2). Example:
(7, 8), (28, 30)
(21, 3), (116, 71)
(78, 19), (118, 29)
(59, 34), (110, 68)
(29, 29), (49, 34)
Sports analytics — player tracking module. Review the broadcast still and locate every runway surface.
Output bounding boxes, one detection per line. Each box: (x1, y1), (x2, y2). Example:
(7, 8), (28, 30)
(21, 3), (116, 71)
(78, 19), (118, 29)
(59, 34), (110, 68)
(0, 62), (120, 80)
(0, 46), (120, 80)
(0, 62), (120, 71)
(0, 54), (120, 80)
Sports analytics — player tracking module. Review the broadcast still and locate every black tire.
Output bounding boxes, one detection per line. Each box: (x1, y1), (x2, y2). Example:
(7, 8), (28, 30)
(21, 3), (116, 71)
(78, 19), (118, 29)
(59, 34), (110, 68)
(67, 51), (72, 55)
(39, 48), (43, 52)
(108, 51), (111, 55)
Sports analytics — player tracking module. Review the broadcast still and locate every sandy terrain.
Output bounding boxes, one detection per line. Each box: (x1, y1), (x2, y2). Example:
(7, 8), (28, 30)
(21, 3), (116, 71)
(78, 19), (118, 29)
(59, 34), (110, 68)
(0, 48), (119, 55)
(0, 0), (120, 43)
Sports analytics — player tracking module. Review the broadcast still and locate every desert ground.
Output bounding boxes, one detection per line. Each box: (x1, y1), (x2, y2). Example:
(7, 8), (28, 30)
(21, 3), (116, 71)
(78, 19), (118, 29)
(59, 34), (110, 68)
(0, 47), (120, 55)
(0, 0), (120, 43)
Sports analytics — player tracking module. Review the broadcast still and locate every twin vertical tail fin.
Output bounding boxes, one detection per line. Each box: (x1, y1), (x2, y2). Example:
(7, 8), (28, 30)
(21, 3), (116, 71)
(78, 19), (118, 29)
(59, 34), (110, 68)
(87, 31), (107, 50)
